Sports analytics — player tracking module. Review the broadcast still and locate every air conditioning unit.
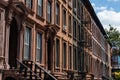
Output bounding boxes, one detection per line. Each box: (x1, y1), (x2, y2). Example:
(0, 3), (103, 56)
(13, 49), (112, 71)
(63, 25), (67, 31)
(74, 8), (77, 12)
(68, 2), (72, 7)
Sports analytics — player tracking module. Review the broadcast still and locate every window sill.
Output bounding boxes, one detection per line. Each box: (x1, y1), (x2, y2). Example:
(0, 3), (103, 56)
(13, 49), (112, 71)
(36, 14), (45, 22)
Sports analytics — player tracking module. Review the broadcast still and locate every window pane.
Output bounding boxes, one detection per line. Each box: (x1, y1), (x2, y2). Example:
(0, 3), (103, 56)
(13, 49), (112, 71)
(38, 0), (43, 16)
(25, 0), (32, 9)
(73, 20), (76, 38)
(47, 1), (51, 22)
(63, 42), (66, 68)
(36, 33), (42, 63)
(56, 3), (59, 25)
(68, 46), (72, 69)
(63, 10), (66, 26)
(68, 15), (71, 33)
(24, 27), (31, 60)
(78, 24), (81, 40)
(56, 39), (60, 67)
(73, 47), (77, 70)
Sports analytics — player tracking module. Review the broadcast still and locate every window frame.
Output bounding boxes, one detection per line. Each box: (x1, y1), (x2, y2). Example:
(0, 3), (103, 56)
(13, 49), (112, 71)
(55, 38), (60, 68)
(62, 7), (67, 31)
(73, 46), (78, 70)
(73, 0), (77, 14)
(25, 0), (33, 9)
(73, 18), (77, 39)
(68, 14), (72, 34)
(24, 27), (31, 60)
(36, 32), (42, 63)
(46, 0), (52, 23)
(68, 45), (72, 70)
(62, 41), (67, 69)
(77, 23), (81, 41)
(37, 0), (43, 17)
(77, 0), (81, 19)
(55, 2), (60, 25)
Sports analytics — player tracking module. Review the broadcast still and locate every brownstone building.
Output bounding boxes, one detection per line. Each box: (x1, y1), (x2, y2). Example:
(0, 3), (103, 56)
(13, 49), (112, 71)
(0, 0), (111, 80)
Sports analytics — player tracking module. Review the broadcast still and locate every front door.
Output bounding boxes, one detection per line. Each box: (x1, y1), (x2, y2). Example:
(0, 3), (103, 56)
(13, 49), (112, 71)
(9, 18), (18, 68)
(47, 38), (52, 70)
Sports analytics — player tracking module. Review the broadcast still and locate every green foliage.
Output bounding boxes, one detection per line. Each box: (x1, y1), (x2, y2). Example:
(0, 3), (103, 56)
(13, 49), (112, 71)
(115, 72), (120, 80)
(105, 25), (120, 48)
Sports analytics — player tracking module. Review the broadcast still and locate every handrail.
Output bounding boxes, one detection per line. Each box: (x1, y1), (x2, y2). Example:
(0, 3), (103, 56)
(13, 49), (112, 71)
(16, 59), (42, 79)
(33, 62), (57, 80)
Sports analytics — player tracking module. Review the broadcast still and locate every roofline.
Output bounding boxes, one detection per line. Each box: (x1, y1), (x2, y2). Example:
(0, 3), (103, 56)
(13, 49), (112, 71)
(81, 0), (107, 36)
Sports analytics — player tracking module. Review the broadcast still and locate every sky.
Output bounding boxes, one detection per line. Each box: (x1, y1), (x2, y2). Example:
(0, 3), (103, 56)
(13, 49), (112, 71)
(89, 0), (120, 30)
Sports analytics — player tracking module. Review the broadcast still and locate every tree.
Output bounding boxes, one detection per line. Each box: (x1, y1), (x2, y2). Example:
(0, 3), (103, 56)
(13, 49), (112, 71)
(106, 25), (120, 80)
(105, 25), (120, 48)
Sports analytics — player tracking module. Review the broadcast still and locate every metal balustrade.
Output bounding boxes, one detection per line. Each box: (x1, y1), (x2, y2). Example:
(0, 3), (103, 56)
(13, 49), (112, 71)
(16, 59), (41, 80)
(16, 59), (57, 80)
(34, 62), (57, 80)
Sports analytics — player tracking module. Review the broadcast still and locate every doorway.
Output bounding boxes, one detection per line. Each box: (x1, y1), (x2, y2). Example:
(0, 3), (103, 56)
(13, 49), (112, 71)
(47, 38), (52, 70)
(9, 18), (18, 69)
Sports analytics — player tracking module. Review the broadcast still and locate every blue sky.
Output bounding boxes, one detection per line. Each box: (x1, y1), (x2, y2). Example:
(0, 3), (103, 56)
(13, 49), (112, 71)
(89, 0), (120, 30)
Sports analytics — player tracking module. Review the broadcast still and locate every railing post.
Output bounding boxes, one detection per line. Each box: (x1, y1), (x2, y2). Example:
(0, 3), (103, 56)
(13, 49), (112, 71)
(34, 64), (37, 79)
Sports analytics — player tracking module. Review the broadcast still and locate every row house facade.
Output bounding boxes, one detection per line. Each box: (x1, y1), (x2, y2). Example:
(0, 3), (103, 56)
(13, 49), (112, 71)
(82, 1), (111, 80)
(81, 1), (111, 80)
(0, 0), (111, 80)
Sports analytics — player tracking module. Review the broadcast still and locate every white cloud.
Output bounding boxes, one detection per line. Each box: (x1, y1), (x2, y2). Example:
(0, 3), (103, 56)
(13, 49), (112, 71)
(91, 3), (114, 11)
(91, 3), (120, 30)
(97, 10), (120, 30)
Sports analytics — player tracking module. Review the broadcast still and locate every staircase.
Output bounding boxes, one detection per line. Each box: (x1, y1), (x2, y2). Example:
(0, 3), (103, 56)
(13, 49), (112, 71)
(17, 59), (57, 80)
(3, 59), (57, 80)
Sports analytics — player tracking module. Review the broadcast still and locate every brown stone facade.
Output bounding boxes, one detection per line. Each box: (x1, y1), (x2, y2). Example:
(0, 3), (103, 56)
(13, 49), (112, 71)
(0, 0), (111, 80)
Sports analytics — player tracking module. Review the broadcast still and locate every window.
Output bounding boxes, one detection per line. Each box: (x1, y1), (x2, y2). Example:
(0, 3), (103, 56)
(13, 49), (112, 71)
(63, 42), (67, 68)
(55, 39), (60, 67)
(68, 15), (72, 34)
(73, 47), (77, 70)
(36, 33), (42, 63)
(63, 9), (66, 30)
(73, 0), (76, 13)
(55, 3), (60, 25)
(68, 0), (72, 8)
(77, 1), (81, 18)
(37, 0), (43, 16)
(24, 27), (31, 60)
(25, 0), (33, 9)
(73, 19), (76, 38)
(68, 46), (72, 69)
(78, 24), (81, 40)
(47, 0), (52, 22)
(86, 54), (90, 72)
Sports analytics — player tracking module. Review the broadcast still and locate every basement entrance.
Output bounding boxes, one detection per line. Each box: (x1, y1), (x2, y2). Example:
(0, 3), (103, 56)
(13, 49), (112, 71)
(9, 18), (18, 69)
